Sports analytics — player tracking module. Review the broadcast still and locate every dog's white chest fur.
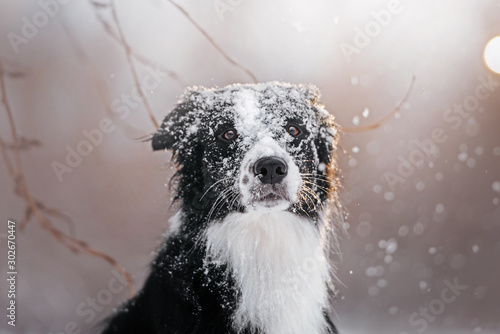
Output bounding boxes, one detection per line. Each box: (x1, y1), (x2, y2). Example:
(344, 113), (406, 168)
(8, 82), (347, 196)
(205, 211), (330, 334)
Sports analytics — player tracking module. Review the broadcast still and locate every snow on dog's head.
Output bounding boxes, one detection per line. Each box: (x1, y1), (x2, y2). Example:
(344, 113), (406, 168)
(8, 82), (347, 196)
(152, 82), (340, 220)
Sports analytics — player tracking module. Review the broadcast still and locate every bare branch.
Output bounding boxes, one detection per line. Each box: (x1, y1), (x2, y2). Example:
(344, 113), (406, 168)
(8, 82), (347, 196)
(89, 3), (185, 87)
(19, 206), (33, 230)
(109, 0), (159, 128)
(0, 57), (26, 78)
(37, 200), (77, 238)
(166, 0), (258, 83)
(0, 59), (134, 296)
(0, 135), (15, 178)
(342, 75), (416, 133)
(132, 52), (185, 86)
(58, 18), (151, 142)
(4, 137), (42, 151)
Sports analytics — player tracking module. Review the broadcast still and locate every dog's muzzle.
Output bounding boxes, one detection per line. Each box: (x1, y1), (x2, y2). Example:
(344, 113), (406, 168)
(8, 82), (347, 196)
(253, 157), (288, 185)
(238, 138), (301, 211)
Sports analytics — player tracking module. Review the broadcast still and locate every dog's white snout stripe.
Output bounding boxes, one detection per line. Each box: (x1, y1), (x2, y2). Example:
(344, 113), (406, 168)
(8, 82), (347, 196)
(238, 138), (301, 210)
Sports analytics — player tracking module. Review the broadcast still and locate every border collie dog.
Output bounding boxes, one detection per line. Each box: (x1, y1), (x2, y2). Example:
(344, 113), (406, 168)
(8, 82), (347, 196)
(102, 82), (344, 334)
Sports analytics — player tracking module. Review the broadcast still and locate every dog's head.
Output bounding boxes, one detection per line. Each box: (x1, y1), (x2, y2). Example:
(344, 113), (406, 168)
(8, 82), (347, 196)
(153, 82), (340, 220)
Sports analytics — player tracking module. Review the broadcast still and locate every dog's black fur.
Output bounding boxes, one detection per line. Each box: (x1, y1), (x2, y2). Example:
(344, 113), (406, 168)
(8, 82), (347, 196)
(101, 83), (342, 334)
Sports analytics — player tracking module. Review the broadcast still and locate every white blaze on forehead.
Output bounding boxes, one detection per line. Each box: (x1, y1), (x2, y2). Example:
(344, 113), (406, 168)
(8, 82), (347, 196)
(234, 89), (260, 124)
(233, 89), (271, 147)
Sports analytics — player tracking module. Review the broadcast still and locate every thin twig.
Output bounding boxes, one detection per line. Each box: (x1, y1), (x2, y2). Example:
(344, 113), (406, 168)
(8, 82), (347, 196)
(89, 4), (185, 87)
(4, 137), (41, 150)
(342, 75), (416, 133)
(133, 52), (185, 86)
(166, 0), (258, 83)
(110, 0), (159, 128)
(37, 201), (77, 238)
(0, 59), (134, 296)
(0, 135), (15, 177)
(58, 18), (150, 141)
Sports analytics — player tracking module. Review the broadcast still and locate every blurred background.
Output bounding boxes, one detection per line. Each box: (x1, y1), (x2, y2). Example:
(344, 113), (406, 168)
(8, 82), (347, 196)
(1, 0), (499, 333)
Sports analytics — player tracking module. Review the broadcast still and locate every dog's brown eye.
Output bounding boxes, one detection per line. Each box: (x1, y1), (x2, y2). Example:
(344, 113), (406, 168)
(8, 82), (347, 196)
(287, 125), (301, 137)
(222, 129), (237, 141)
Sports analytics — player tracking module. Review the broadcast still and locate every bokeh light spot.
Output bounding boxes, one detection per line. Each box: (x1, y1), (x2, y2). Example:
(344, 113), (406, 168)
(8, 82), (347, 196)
(484, 36), (500, 74)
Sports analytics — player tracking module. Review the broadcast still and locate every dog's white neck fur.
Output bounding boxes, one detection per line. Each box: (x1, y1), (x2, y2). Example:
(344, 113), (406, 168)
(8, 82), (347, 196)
(205, 210), (330, 334)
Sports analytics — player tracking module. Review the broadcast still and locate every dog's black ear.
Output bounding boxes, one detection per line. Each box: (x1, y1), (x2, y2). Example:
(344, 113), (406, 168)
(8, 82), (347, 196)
(152, 102), (193, 151)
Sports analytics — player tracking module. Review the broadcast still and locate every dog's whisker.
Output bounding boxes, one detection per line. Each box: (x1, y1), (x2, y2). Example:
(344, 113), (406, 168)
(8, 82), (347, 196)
(229, 192), (241, 211)
(207, 187), (235, 221)
(293, 194), (306, 215)
(301, 179), (329, 187)
(302, 191), (319, 212)
(300, 185), (325, 212)
(296, 192), (312, 217)
(301, 177), (328, 187)
(303, 186), (327, 196)
(300, 171), (327, 176)
(207, 190), (229, 221)
(213, 189), (239, 218)
(302, 184), (324, 205)
(298, 187), (316, 212)
(300, 175), (328, 182)
(217, 190), (237, 214)
(300, 174), (329, 182)
(200, 177), (232, 201)
(301, 180), (330, 193)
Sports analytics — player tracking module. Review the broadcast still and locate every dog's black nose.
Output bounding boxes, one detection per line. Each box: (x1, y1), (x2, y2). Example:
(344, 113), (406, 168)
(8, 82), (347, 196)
(254, 157), (288, 184)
